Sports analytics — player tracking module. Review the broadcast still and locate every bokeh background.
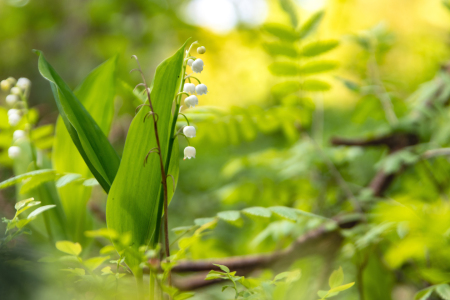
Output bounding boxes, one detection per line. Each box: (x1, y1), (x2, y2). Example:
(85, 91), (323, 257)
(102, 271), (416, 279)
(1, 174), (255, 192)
(2, 0), (450, 299)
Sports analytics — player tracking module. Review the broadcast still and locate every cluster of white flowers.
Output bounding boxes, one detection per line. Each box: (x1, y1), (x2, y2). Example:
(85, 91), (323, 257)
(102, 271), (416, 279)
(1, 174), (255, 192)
(183, 45), (209, 160)
(1, 76), (31, 159)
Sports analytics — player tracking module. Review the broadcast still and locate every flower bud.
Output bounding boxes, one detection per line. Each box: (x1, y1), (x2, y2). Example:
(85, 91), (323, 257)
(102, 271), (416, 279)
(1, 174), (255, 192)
(187, 59), (194, 67)
(192, 59), (204, 73)
(197, 46), (206, 54)
(184, 95), (198, 108)
(13, 130), (26, 140)
(8, 146), (21, 159)
(184, 146), (196, 160)
(10, 87), (21, 95)
(8, 108), (20, 116)
(7, 77), (16, 86)
(195, 84), (208, 95)
(183, 83), (196, 94)
(17, 77), (31, 90)
(183, 126), (196, 138)
(1, 80), (11, 91)
(6, 94), (19, 106)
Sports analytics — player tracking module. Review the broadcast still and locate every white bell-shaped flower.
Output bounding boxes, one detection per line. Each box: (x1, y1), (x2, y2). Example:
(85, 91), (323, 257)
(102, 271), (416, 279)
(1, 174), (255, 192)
(187, 59), (194, 67)
(10, 87), (21, 95)
(197, 46), (206, 54)
(6, 95), (19, 106)
(13, 130), (26, 140)
(192, 59), (204, 73)
(17, 77), (31, 90)
(8, 146), (21, 159)
(1, 80), (11, 91)
(183, 126), (196, 138)
(183, 83), (196, 94)
(184, 95), (198, 108)
(8, 110), (21, 126)
(184, 146), (196, 159)
(195, 84), (208, 95)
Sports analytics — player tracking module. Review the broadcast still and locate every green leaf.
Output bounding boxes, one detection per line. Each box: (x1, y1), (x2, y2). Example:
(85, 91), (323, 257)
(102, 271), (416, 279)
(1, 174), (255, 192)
(279, 0), (298, 28)
(84, 256), (110, 271)
(269, 206), (297, 221)
(414, 286), (435, 300)
(269, 62), (301, 76)
(36, 51), (120, 194)
(329, 267), (344, 288)
(263, 23), (299, 41)
(15, 198), (36, 211)
(298, 10), (324, 39)
(83, 178), (98, 186)
(55, 173), (82, 188)
(213, 264), (230, 273)
(271, 81), (302, 97)
(300, 40), (339, 57)
(263, 42), (299, 58)
(19, 171), (58, 194)
(436, 284), (450, 300)
(217, 210), (241, 222)
(27, 205), (56, 219)
(106, 42), (187, 273)
(299, 61), (338, 75)
(302, 79), (331, 92)
(242, 206), (272, 218)
(0, 169), (56, 190)
(328, 282), (355, 294)
(49, 55), (118, 243)
(56, 240), (82, 256)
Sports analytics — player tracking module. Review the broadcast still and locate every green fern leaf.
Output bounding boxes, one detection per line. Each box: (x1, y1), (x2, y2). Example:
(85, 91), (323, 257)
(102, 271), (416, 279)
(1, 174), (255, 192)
(271, 81), (302, 97)
(299, 61), (338, 75)
(302, 79), (331, 91)
(263, 42), (299, 58)
(263, 23), (299, 41)
(269, 62), (301, 76)
(300, 40), (339, 57)
(298, 10), (324, 39)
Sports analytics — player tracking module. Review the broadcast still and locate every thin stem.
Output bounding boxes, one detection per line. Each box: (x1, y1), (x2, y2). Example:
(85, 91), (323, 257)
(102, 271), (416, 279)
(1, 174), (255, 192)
(184, 75), (201, 84)
(368, 52), (398, 126)
(178, 113), (190, 126)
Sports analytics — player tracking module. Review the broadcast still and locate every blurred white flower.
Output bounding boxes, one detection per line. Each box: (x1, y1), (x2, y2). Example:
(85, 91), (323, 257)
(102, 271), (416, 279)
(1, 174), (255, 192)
(184, 146), (196, 159)
(6, 95), (19, 106)
(8, 110), (21, 126)
(13, 130), (26, 140)
(17, 77), (31, 90)
(183, 126), (196, 138)
(184, 95), (199, 108)
(192, 59), (204, 73)
(1, 80), (11, 92)
(187, 59), (194, 67)
(10, 87), (21, 95)
(183, 83), (196, 94)
(8, 146), (21, 159)
(195, 84), (208, 95)
(197, 46), (206, 54)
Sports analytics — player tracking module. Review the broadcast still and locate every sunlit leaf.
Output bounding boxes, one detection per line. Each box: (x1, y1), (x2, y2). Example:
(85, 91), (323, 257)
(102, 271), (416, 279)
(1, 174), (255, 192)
(302, 79), (331, 91)
(56, 240), (82, 256)
(263, 23), (299, 41)
(298, 10), (324, 39)
(300, 40), (339, 57)
(299, 61), (338, 75)
(269, 62), (301, 76)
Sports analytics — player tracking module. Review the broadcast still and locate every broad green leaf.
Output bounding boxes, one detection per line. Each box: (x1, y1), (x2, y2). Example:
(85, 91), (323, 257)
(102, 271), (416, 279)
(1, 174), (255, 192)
(302, 79), (331, 92)
(36, 51), (120, 194)
(27, 205), (56, 219)
(328, 282), (355, 293)
(269, 62), (301, 76)
(49, 56), (118, 243)
(300, 40), (339, 57)
(269, 206), (297, 221)
(17, 201), (41, 216)
(263, 23), (299, 41)
(15, 198), (36, 210)
(242, 206), (272, 218)
(56, 240), (82, 256)
(263, 42), (299, 58)
(84, 256), (110, 271)
(0, 169), (56, 190)
(271, 81), (302, 97)
(298, 10), (324, 39)
(299, 61), (338, 75)
(329, 267), (344, 288)
(106, 42), (186, 273)
(194, 217), (217, 226)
